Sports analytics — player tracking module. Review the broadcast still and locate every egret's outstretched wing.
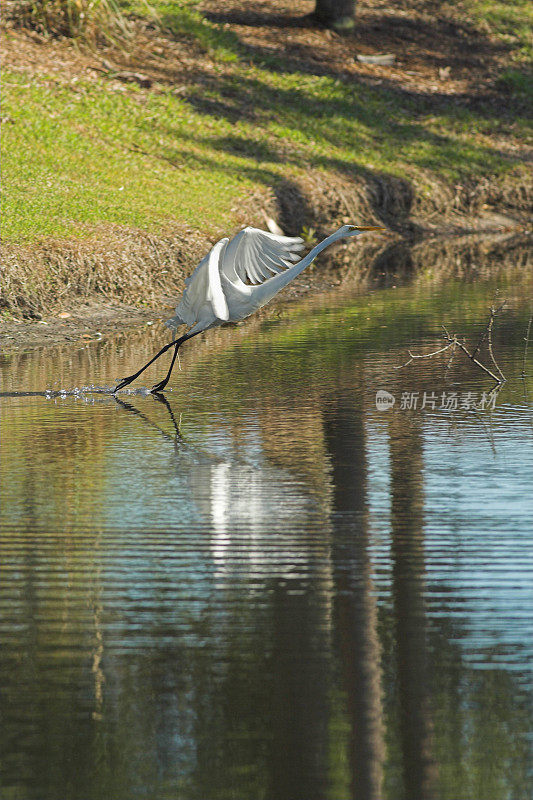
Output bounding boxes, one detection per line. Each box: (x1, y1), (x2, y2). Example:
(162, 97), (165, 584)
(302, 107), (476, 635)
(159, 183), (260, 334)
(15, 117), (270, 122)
(220, 227), (304, 286)
(207, 238), (229, 321)
(166, 237), (229, 329)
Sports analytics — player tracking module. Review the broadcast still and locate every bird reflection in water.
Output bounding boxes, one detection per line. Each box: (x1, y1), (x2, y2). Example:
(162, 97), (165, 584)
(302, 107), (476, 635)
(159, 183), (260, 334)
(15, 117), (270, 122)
(112, 393), (318, 577)
(113, 391), (438, 799)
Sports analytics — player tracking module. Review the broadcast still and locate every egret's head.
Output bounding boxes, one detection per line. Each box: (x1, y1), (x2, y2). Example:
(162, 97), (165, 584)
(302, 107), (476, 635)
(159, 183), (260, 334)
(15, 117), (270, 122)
(341, 224), (386, 237)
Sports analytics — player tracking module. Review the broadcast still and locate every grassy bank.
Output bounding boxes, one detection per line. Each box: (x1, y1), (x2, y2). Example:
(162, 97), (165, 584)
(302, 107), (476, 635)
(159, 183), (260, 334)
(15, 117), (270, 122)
(1, 0), (531, 317)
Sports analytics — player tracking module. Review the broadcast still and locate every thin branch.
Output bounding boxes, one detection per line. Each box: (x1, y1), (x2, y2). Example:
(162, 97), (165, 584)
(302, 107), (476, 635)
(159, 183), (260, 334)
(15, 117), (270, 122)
(395, 306), (507, 385)
(394, 340), (455, 369)
(470, 302), (504, 361)
(471, 315), (491, 360)
(444, 339), (457, 374)
(442, 332), (503, 384)
(486, 303), (507, 380)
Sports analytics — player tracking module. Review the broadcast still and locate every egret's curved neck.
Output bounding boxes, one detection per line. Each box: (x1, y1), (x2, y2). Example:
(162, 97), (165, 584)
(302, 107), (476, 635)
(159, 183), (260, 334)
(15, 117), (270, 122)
(247, 229), (353, 309)
(296, 230), (348, 272)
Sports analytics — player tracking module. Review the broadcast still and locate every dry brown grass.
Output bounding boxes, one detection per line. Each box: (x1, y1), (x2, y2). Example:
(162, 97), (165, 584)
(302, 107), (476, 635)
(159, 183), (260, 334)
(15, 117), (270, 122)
(4, 0), (131, 45)
(0, 225), (211, 318)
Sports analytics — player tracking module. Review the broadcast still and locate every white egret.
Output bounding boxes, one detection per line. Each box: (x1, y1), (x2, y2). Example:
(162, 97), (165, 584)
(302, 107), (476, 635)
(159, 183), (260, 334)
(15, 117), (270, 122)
(113, 224), (384, 393)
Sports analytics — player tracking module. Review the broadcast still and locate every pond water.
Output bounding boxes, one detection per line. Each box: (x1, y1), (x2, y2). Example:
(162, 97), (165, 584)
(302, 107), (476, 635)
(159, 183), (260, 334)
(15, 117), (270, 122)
(1, 253), (532, 800)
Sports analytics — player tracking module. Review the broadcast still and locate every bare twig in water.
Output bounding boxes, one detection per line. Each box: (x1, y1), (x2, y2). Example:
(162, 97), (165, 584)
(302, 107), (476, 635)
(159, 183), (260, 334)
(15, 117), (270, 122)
(522, 313), (532, 379)
(394, 340), (456, 368)
(445, 339), (457, 373)
(396, 305), (507, 385)
(471, 301), (505, 359)
(486, 302), (507, 381)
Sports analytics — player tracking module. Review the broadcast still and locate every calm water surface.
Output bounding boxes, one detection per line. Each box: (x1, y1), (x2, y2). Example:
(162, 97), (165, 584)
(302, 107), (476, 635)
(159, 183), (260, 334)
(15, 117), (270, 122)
(1, 266), (532, 800)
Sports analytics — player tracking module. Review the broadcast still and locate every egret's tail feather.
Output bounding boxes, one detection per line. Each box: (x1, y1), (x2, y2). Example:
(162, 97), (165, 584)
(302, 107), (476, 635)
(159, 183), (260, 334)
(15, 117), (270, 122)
(165, 314), (185, 332)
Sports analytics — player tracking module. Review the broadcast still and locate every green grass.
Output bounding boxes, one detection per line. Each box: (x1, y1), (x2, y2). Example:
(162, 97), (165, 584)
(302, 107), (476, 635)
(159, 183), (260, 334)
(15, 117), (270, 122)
(459, 0), (533, 60)
(2, 69), (256, 241)
(2, 1), (531, 243)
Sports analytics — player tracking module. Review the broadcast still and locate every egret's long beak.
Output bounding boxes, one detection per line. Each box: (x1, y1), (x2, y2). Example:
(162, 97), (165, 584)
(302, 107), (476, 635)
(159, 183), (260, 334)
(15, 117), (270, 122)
(352, 225), (386, 231)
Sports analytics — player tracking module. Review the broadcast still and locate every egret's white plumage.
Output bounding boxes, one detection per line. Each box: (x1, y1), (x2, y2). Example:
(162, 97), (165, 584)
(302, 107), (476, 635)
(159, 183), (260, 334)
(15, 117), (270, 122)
(113, 223), (383, 393)
(166, 227), (306, 335)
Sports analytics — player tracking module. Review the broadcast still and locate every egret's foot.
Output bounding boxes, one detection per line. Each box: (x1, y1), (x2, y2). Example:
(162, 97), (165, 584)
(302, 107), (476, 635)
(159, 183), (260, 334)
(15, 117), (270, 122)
(113, 376), (135, 393)
(151, 379), (169, 393)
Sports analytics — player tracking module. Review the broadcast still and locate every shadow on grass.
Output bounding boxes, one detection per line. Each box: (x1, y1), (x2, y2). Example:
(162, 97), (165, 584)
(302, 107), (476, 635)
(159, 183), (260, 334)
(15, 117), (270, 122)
(101, 3), (530, 235)
(134, 3), (529, 176)
(148, 126), (416, 234)
(144, 60), (521, 230)
(143, 1), (530, 119)
(200, 3), (529, 118)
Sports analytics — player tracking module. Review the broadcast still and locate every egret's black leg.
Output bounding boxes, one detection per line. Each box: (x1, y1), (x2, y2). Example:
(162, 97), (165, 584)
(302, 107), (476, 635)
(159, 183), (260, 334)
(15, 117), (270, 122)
(113, 335), (187, 392)
(151, 331), (201, 393)
(151, 342), (181, 393)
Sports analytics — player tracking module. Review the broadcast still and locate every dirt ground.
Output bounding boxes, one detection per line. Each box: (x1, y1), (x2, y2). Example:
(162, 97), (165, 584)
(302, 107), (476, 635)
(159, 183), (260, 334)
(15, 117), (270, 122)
(5, 0), (527, 112)
(201, 0), (527, 108)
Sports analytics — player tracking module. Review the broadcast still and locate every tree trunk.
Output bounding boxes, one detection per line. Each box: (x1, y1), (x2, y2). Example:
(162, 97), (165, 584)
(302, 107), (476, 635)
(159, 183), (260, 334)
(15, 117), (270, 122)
(314, 0), (356, 28)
